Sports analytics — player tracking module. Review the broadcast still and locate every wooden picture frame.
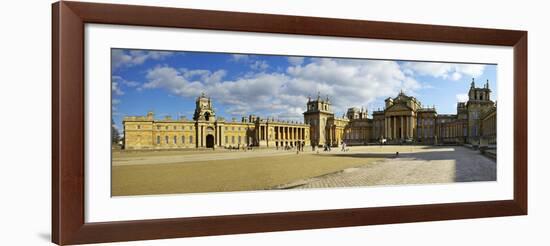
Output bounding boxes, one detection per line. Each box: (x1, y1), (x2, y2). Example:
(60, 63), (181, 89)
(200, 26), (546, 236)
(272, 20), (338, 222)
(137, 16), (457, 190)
(52, 1), (527, 245)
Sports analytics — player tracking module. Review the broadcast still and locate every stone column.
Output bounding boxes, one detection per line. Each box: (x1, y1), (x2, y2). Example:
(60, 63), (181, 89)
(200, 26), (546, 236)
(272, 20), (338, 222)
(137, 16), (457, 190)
(406, 116), (410, 138)
(214, 125), (217, 146)
(403, 117), (407, 138)
(200, 125), (204, 147)
(399, 116), (405, 139)
(287, 127), (290, 140)
(412, 116), (415, 138)
(406, 117), (409, 138)
(390, 116), (397, 139)
(384, 118), (387, 138)
(221, 126), (224, 146)
(385, 117), (389, 138)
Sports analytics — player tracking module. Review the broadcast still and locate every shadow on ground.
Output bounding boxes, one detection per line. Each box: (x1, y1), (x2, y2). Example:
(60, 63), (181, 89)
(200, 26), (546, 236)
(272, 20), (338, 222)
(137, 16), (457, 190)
(323, 147), (496, 182)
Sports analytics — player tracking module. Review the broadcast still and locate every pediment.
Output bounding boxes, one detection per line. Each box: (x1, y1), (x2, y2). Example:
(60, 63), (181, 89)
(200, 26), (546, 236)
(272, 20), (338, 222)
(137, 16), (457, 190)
(386, 103), (413, 112)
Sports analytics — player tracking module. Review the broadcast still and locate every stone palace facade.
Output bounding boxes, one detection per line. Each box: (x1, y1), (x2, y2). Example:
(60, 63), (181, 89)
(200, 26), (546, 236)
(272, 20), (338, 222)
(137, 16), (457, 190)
(123, 79), (496, 150)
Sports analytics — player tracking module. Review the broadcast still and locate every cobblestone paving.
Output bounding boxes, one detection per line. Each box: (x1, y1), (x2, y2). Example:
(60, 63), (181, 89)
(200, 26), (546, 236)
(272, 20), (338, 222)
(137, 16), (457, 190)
(283, 146), (496, 189)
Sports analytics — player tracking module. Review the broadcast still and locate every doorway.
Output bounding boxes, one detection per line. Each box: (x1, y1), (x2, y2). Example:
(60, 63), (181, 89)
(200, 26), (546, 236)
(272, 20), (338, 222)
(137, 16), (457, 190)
(206, 134), (215, 148)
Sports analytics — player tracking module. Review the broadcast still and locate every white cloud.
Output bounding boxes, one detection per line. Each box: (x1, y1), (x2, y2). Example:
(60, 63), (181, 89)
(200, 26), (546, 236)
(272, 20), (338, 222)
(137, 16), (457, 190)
(456, 93), (469, 102)
(402, 62), (485, 81)
(112, 98), (121, 111)
(142, 58), (424, 120)
(287, 57), (305, 66)
(230, 54), (249, 62)
(111, 80), (124, 95)
(250, 60), (269, 70)
(112, 75), (139, 87)
(112, 49), (174, 69)
(285, 58), (421, 114)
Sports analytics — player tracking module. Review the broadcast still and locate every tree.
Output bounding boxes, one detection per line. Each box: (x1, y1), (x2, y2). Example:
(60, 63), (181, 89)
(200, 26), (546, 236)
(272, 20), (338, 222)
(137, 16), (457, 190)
(111, 118), (120, 144)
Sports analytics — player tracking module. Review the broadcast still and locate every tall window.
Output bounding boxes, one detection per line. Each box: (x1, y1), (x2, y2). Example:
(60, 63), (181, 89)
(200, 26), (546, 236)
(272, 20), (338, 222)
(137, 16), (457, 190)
(225, 136), (228, 144)
(238, 136), (241, 144)
(174, 136), (177, 144)
(190, 136), (193, 143)
(165, 136), (169, 144)
(156, 136), (160, 144)
(232, 136), (235, 144)
(181, 135), (185, 144)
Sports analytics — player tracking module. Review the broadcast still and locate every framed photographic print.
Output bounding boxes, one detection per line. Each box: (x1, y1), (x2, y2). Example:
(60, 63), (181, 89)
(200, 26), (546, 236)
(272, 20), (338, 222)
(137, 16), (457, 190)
(52, 1), (527, 245)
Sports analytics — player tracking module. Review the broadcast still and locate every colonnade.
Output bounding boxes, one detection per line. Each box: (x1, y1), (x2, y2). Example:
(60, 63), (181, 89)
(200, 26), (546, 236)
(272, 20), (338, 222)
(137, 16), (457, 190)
(384, 115), (415, 139)
(274, 125), (307, 147)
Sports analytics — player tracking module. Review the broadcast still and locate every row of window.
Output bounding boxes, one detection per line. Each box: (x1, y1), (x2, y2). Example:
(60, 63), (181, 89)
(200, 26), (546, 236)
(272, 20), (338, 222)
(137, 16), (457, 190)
(156, 135), (193, 144)
(225, 126), (245, 131)
(225, 136), (243, 144)
(154, 135), (246, 145)
(146, 125), (195, 130)
(137, 125), (248, 131)
(418, 118), (434, 125)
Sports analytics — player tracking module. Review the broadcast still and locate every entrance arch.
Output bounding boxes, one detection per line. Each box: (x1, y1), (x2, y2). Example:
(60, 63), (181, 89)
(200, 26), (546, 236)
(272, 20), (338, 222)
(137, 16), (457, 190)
(206, 134), (215, 148)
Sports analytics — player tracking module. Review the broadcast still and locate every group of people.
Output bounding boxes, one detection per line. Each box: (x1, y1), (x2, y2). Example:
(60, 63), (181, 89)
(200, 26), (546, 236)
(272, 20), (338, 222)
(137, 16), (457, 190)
(310, 141), (349, 152)
(226, 141), (351, 153)
(225, 144), (253, 151)
(276, 142), (306, 152)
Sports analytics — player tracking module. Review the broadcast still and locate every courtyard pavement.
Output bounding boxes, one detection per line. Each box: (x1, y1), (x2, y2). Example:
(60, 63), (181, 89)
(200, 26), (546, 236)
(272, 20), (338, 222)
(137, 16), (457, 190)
(112, 148), (299, 166)
(277, 146), (496, 189)
(113, 145), (496, 190)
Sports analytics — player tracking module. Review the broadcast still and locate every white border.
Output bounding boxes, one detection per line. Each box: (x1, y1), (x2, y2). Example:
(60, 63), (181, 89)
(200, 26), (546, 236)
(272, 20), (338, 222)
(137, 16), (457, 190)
(85, 24), (514, 223)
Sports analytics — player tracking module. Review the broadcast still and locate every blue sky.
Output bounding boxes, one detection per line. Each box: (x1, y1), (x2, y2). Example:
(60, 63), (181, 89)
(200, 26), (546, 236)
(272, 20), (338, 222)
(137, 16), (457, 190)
(111, 49), (497, 130)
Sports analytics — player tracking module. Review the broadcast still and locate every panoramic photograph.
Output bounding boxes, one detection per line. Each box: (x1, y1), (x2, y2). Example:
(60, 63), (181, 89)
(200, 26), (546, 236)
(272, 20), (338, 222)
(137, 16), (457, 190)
(111, 48), (497, 196)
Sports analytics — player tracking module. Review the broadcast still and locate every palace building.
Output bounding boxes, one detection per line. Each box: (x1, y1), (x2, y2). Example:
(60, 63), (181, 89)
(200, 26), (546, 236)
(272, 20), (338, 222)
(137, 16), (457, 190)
(123, 93), (310, 150)
(123, 79), (496, 150)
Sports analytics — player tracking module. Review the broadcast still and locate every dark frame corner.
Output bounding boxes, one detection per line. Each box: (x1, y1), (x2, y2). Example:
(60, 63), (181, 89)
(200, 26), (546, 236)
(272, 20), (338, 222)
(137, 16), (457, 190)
(52, 1), (527, 245)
